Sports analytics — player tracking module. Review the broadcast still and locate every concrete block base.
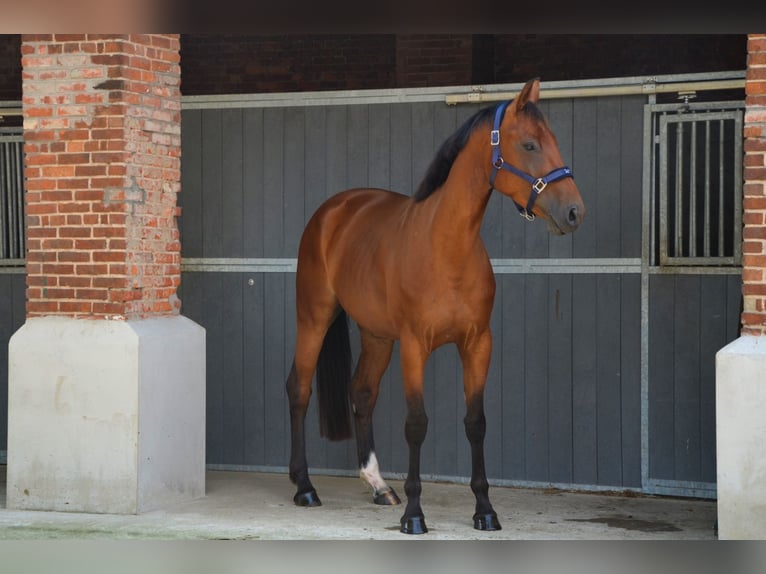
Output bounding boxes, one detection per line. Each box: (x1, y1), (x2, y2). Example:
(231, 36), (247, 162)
(716, 335), (766, 539)
(6, 315), (206, 514)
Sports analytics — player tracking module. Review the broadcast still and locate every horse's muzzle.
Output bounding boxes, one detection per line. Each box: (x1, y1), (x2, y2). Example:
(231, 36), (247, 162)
(548, 201), (585, 235)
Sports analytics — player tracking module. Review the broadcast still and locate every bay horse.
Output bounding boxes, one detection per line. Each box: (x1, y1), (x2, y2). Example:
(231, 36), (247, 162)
(286, 78), (585, 534)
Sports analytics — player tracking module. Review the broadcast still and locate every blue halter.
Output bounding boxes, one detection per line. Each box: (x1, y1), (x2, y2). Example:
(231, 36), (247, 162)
(488, 100), (573, 221)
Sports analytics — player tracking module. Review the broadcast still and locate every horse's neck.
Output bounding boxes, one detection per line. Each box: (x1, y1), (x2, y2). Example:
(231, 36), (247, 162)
(421, 143), (492, 262)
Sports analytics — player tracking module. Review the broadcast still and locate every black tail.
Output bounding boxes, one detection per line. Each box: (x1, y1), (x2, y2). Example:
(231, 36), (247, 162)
(316, 308), (353, 441)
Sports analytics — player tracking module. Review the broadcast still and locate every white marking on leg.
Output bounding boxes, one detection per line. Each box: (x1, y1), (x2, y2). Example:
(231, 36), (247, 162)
(360, 451), (390, 494)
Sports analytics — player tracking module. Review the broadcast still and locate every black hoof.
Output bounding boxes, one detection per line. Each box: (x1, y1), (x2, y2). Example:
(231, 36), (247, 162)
(400, 515), (428, 534)
(373, 488), (401, 506)
(294, 489), (322, 507)
(473, 512), (502, 531)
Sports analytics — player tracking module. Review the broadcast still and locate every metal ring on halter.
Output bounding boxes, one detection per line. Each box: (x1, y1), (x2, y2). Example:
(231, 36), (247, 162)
(532, 178), (547, 194)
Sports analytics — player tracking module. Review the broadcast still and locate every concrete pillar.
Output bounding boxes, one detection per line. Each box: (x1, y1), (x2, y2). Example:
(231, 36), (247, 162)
(8, 34), (206, 514)
(716, 337), (766, 539)
(715, 34), (766, 539)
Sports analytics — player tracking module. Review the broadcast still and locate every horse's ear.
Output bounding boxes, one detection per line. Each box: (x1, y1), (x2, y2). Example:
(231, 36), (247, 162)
(512, 78), (541, 113)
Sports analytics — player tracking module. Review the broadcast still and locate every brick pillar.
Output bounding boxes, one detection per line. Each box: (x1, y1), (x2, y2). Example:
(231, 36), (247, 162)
(715, 33), (766, 540)
(742, 34), (766, 336)
(7, 34), (205, 514)
(21, 33), (182, 319)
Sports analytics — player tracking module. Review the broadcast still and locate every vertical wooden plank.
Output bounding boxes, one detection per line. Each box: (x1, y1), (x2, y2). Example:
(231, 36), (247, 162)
(242, 108), (264, 258)
(648, 275), (676, 480)
(571, 274), (597, 485)
(243, 272), (266, 465)
(263, 272), (287, 467)
(263, 108), (285, 258)
(347, 104), (369, 187)
(501, 275), (526, 480)
(673, 275), (701, 482)
(284, 108), (305, 257)
(221, 109), (244, 257)
(620, 96), (645, 258)
(325, 105), (348, 201)
(221, 273), (245, 464)
(620, 274), (642, 487)
(572, 99), (598, 259)
(367, 103), (391, 190)
(201, 271), (224, 465)
(596, 97), (622, 258)
(179, 109), (203, 257)
(524, 274), (549, 482)
(201, 109), (223, 258)
(699, 276), (727, 483)
(303, 105), (327, 229)
(596, 274), (623, 486)
(547, 274), (573, 484)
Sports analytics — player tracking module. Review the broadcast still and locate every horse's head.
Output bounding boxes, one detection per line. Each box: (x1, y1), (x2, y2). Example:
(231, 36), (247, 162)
(489, 78), (585, 235)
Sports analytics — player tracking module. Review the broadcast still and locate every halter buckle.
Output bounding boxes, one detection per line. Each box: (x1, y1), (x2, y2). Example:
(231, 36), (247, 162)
(490, 129), (500, 146)
(532, 178), (547, 194)
(520, 210), (536, 221)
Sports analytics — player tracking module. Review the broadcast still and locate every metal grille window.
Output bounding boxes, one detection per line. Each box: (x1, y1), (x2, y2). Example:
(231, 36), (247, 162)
(650, 103), (743, 267)
(0, 129), (25, 261)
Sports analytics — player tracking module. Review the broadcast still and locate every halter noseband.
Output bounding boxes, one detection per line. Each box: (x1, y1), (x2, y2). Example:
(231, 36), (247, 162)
(488, 100), (573, 221)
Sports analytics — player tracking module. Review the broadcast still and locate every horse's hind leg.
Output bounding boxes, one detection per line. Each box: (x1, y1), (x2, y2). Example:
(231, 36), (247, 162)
(459, 330), (501, 531)
(351, 329), (400, 506)
(286, 301), (338, 507)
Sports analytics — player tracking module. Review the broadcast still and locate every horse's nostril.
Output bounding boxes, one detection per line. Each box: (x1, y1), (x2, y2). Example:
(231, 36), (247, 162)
(568, 205), (579, 226)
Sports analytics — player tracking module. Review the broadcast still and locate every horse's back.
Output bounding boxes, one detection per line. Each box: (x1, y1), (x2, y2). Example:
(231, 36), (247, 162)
(301, 187), (411, 256)
(297, 187), (413, 337)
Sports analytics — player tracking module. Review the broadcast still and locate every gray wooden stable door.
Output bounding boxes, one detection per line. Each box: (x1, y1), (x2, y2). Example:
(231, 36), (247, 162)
(177, 87), (742, 497)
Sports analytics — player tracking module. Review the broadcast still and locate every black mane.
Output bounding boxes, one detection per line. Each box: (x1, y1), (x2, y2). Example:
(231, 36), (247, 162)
(412, 100), (544, 202)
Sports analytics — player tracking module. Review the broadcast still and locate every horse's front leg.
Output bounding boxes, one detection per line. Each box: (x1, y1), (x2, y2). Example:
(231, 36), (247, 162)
(352, 329), (401, 505)
(399, 334), (429, 534)
(459, 329), (502, 531)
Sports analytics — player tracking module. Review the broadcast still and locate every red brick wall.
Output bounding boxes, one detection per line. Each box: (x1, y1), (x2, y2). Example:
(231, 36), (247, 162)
(742, 34), (766, 336)
(395, 35), (473, 88)
(179, 35), (396, 95)
(2, 35), (748, 99)
(21, 34), (182, 320)
(493, 35), (747, 84)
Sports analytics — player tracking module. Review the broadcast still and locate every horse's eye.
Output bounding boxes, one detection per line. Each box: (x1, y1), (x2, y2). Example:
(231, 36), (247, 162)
(523, 141), (538, 152)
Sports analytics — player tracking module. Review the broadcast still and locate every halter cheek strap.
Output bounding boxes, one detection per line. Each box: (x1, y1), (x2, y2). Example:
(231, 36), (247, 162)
(488, 100), (574, 221)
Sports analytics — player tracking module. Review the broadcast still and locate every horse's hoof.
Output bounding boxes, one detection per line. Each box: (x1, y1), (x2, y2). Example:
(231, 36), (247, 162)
(294, 489), (322, 507)
(473, 512), (502, 531)
(373, 488), (401, 506)
(400, 514), (428, 534)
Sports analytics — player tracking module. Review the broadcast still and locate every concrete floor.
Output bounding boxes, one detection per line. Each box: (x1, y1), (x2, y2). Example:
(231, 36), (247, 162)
(0, 467), (718, 540)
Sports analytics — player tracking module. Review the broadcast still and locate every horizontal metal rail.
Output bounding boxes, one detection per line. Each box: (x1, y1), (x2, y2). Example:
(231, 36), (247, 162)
(181, 71), (745, 110)
(180, 257), (647, 274)
(445, 78), (745, 105)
